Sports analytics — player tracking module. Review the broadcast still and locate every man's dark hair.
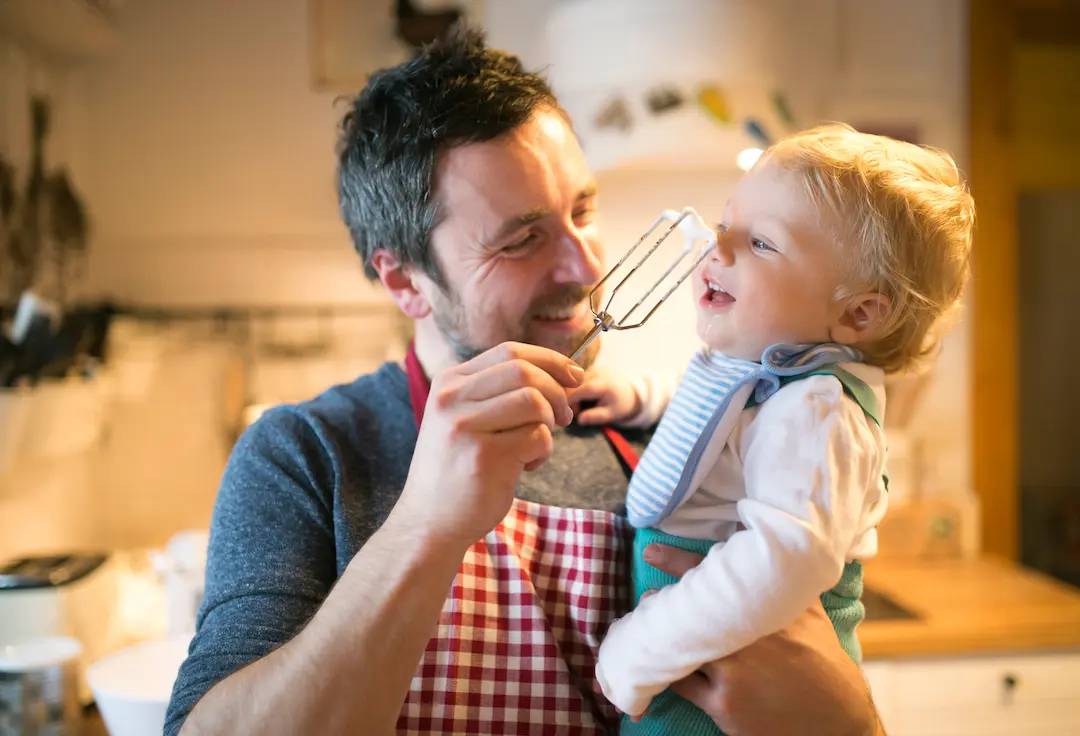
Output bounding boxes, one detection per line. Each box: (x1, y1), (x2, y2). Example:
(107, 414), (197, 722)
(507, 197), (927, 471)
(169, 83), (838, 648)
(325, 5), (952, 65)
(336, 24), (564, 288)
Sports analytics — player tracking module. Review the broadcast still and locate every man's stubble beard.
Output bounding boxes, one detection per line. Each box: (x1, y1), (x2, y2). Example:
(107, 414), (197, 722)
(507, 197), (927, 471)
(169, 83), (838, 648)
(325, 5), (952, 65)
(432, 286), (602, 369)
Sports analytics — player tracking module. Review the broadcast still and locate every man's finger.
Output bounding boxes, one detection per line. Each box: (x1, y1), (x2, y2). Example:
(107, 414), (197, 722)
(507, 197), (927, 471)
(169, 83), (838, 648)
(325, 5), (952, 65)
(455, 359), (573, 426)
(670, 671), (726, 719)
(456, 342), (584, 388)
(642, 543), (706, 579)
(495, 423), (554, 471)
(464, 388), (558, 433)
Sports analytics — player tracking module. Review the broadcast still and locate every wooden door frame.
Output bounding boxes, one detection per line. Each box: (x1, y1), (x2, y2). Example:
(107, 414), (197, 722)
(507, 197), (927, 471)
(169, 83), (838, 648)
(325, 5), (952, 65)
(969, 0), (1019, 560)
(968, 0), (1080, 560)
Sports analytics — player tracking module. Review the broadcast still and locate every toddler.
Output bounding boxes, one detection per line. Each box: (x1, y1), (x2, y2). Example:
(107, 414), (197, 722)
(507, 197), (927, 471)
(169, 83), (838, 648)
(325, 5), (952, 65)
(573, 123), (975, 734)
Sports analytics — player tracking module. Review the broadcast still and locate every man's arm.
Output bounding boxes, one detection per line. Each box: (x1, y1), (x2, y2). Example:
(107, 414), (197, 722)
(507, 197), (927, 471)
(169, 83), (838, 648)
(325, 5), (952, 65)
(176, 498), (468, 735)
(168, 405), (459, 735)
(173, 343), (584, 735)
(645, 543), (887, 736)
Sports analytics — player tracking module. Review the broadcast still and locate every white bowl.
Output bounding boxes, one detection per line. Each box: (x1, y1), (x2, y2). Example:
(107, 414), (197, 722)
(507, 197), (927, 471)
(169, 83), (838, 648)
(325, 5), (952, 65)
(87, 637), (191, 736)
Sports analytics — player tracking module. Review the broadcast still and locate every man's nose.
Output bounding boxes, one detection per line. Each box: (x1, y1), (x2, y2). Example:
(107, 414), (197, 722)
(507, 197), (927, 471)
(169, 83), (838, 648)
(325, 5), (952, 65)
(553, 228), (605, 285)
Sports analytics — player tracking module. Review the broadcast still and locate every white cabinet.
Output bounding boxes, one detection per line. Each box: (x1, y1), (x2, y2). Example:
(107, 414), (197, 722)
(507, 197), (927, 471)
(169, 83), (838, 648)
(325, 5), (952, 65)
(864, 652), (1080, 735)
(0, 0), (118, 61)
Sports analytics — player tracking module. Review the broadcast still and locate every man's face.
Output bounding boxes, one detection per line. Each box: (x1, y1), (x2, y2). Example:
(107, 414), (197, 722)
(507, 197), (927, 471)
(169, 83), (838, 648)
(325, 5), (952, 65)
(422, 109), (606, 367)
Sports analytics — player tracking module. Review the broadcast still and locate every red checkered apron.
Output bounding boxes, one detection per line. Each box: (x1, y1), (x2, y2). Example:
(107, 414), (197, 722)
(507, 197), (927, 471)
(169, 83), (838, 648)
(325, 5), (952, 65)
(397, 346), (638, 735)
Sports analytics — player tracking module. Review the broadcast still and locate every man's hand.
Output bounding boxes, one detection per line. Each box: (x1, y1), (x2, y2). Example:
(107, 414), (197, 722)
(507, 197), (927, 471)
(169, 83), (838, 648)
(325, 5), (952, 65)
(393, 342), (585, 550)
(641, 543), (884, 736)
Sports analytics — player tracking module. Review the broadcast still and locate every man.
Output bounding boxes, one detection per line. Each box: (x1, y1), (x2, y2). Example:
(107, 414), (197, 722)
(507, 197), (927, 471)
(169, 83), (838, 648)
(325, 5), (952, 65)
(166, 26), (885, 736)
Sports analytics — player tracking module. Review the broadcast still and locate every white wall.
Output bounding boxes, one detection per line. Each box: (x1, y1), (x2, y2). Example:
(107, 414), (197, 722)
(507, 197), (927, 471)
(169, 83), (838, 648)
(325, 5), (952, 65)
(81, 0), (381, 307)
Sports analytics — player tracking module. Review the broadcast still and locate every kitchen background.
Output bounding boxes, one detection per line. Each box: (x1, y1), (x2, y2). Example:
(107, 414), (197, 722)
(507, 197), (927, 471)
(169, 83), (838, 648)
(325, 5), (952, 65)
(1, 1), (1078, 735)
(0, 0), (975, 555)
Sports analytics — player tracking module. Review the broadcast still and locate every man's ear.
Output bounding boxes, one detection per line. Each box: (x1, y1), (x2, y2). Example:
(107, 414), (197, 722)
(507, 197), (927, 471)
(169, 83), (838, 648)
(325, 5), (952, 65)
(829, 292), (892, 346)
(370, 249), (432, 320)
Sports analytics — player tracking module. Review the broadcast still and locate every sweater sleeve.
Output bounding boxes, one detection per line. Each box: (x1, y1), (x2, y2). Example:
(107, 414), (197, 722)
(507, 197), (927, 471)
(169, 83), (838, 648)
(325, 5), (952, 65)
(595, 375), (886, 716)
(163, 406), (340, 736)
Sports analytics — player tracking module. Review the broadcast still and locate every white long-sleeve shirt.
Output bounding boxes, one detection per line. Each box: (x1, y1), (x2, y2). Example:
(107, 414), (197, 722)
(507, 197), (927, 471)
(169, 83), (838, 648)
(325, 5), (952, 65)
(595, 363), (889, 717)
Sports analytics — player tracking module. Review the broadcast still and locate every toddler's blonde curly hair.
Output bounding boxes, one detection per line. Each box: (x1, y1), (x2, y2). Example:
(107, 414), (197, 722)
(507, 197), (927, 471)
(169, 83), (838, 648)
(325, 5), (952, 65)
(765, 123), (975, 374)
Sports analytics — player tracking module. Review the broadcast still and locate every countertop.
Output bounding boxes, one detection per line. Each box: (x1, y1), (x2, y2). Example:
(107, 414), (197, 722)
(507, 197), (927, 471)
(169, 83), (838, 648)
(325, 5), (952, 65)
(861, 555), (1080, 660)
(80, 556), (1080, 732)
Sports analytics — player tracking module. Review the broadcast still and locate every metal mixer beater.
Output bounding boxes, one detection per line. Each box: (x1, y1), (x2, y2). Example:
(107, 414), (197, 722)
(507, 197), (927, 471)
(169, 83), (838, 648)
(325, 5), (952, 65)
(570, 207), (719, 363)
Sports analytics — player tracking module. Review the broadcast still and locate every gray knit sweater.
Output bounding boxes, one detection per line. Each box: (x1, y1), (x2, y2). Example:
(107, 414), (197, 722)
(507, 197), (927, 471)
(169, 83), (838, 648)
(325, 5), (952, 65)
(163, 361), (649, 735)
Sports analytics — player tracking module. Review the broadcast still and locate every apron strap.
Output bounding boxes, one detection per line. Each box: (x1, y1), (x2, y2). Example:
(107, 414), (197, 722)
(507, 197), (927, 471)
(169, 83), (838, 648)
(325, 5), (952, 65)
(601, 426), (639, 478)
(405, 341), (430, 427)
(404, 341), (640, 477)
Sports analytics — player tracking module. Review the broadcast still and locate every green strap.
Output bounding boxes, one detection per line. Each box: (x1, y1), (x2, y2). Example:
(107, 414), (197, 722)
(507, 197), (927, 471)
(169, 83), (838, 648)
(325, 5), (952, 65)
(744, 364), (883, 427)
(813, 365), (883, 428)
(745, 364), (889, 489)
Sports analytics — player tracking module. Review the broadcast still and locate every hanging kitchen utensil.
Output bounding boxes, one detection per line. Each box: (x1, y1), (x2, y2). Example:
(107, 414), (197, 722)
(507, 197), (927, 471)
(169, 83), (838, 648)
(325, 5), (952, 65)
(47, 169), (90, 305)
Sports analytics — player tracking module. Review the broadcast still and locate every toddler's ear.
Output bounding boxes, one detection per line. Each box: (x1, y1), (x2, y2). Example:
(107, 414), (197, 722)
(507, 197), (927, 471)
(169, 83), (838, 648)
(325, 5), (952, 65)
(829, 293), (891, 346)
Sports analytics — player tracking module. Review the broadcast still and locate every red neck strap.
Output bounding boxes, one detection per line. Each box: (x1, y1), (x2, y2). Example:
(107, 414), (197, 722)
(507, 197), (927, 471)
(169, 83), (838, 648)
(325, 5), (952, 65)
(403, 341), (638, 473)
(404, 341), (430, 427)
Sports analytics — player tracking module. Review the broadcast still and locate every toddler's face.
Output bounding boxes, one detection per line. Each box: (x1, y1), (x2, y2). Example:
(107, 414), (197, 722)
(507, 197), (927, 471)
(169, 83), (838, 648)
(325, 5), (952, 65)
(693, 159), (849, 361)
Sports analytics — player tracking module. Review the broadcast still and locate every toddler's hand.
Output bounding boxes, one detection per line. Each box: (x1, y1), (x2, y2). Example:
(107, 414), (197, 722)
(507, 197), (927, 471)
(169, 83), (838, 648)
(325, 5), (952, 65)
(568, 367), (641, 426)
